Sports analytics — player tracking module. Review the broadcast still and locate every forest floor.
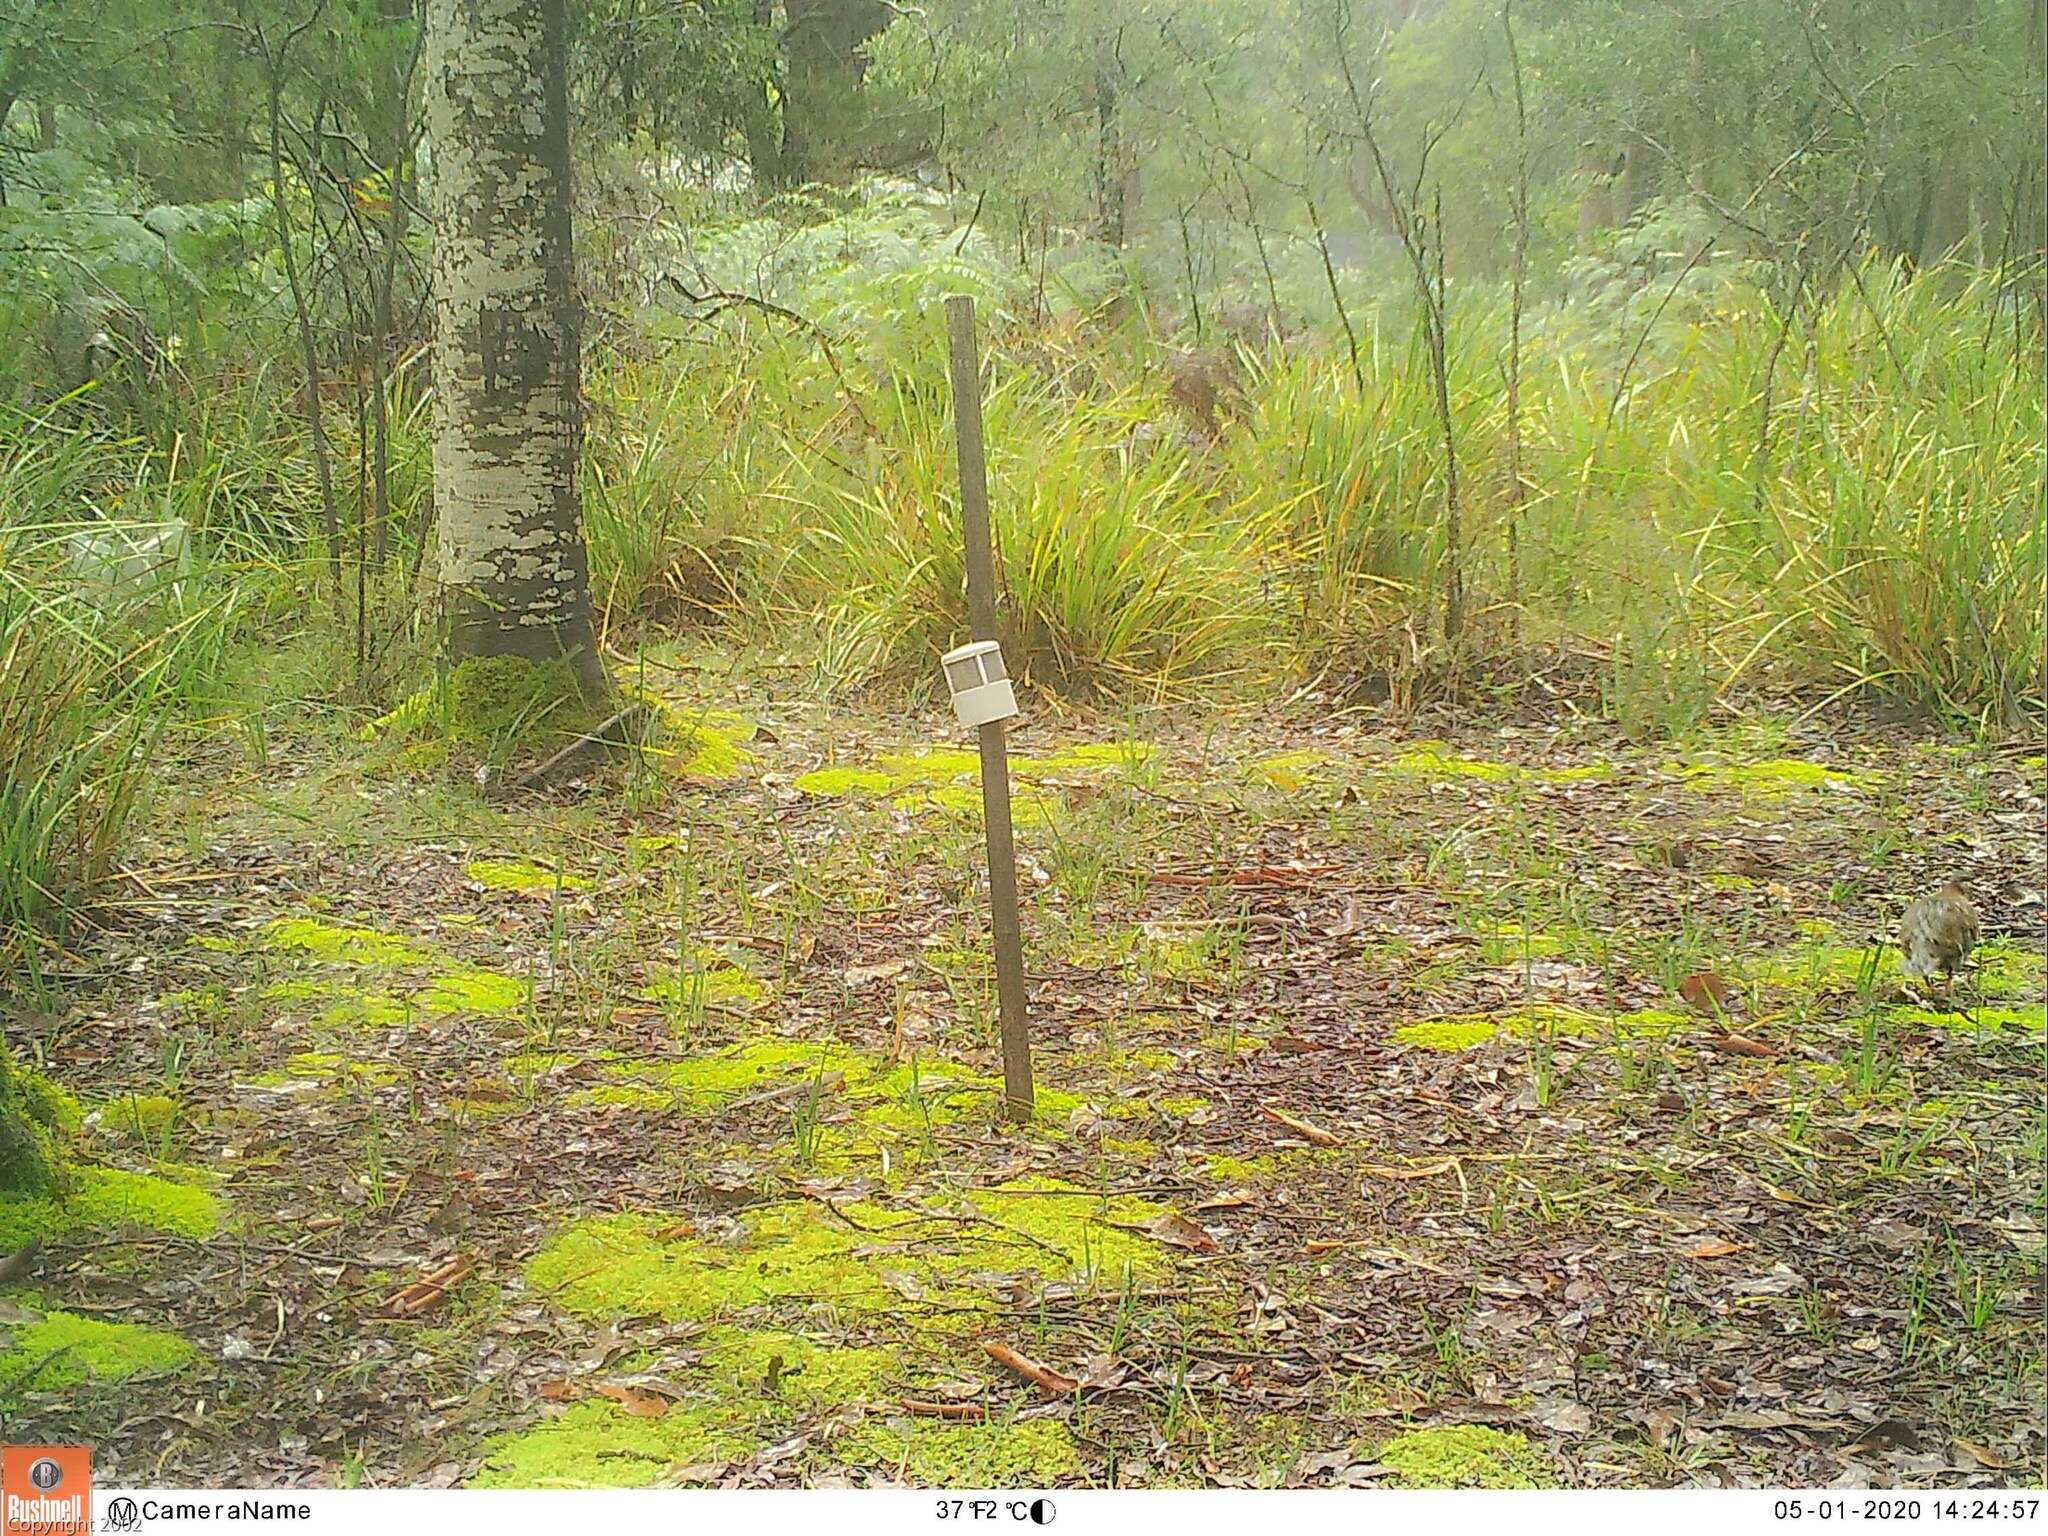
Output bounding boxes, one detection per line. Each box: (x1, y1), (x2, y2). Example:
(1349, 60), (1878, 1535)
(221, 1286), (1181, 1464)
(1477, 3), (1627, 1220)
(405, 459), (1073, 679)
(9, 656), (2047, 1489)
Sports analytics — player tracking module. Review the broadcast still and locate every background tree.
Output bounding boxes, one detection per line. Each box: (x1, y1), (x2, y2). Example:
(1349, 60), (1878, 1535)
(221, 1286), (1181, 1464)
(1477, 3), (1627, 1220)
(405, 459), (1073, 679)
(423, 0), (604, 698)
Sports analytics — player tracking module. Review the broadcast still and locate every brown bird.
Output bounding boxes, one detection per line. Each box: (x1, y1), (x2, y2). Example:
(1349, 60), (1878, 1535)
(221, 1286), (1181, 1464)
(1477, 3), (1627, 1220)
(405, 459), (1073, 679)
(1899, 883), (1980, 987)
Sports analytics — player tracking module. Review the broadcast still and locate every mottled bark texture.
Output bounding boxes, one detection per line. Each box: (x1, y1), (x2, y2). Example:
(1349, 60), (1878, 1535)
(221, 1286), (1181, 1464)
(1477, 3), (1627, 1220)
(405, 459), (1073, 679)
(776, 0), (888, 186)
(424, 0), (605, 698)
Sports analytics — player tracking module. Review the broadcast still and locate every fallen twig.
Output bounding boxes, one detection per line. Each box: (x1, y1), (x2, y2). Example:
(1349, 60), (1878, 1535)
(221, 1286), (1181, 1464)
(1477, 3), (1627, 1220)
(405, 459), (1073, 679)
(899, 1397), (987, 1420)
(1260, 1102), (1343, 1146)
(512, 702), (655, 791)
(383, 1254), (475, 1316)
(981, 1339), (1079, 1395)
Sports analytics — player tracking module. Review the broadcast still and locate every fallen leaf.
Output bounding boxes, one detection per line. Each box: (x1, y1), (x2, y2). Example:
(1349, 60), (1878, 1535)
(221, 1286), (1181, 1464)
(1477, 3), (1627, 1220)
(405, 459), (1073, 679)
(1075, 1353), (1127, 1391)
(658, 1462), (729, 1486)
(878, 1270), (927, 1302)
(1136, 1212), (1219, 1252)
(1530, 1399), (1593, 1434)
(843, 958), (910, 988)
(1290, 1448), (1355, 1482)
(1259, 1102), (1341, 1146)
(1954, 1439), (2015, 1469)
(594, 1383), (669, 1418)
(1191, 1191), (1252, 1213)
(1995, 1213), (2045, 1257)
(1705, 1033), (1778, 1059)
(1359, 1158), (1458, 1180)
(1683, 1239), (1744, 1259)
(1678, 970), (1739, 1015)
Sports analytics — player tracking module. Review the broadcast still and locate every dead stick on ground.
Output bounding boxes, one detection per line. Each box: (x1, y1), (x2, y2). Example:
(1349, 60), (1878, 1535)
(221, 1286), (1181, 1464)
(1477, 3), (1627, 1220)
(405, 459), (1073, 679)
(981, 1339), (1078, 1396)
(385, 1255), (475, 1316)
(1259, 1102), (1343, 1146)
(513, 702), (654, 791)
(898, 1398), (988, 1420)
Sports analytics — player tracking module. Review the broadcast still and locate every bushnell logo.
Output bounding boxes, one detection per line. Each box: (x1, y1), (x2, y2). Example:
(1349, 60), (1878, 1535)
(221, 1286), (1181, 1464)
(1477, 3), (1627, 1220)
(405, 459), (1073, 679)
(1, 1445), (91, 1536)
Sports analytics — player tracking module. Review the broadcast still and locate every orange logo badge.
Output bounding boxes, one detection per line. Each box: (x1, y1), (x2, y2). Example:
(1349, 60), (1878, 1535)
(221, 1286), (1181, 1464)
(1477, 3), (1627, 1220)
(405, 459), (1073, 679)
(1, 1446), (90, 1536)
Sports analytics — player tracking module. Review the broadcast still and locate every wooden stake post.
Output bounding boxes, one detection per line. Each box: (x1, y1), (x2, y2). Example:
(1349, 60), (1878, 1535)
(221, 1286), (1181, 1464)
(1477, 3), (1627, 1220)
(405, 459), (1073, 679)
(944, 294), (1034, 1122)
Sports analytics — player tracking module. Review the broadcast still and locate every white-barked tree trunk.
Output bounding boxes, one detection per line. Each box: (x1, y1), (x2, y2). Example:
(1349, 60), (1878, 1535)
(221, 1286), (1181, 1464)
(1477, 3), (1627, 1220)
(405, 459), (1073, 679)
(423, 0), (604, 696)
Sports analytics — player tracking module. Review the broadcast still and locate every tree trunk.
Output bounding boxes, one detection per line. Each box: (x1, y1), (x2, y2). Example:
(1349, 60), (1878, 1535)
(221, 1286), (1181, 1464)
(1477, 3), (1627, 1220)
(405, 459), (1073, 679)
(423, 0), (605, 698)
(743, 0), (785, 188)
(777, 0), (887, 186)
(0, 1053), (62, 1196)
(1094, 64), (1125, 247)
(1920, 150), (1974, 266)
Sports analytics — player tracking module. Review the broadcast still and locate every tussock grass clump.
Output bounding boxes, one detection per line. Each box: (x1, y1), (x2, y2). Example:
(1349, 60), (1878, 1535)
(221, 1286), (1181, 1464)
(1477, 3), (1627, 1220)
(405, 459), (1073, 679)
(0, 422), (253, 989)
(1677, 263), (2044, 722)
(772, 357), (1279, 693)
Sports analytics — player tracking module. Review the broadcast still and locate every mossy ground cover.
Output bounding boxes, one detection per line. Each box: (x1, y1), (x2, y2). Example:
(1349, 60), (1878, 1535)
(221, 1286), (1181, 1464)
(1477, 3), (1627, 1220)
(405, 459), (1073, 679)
(21, 699), (2045, 1489)
(1372, 1426), (1556, 1489)
(0, 1164), (222, 1249)
(251, 914), (531, 1024)
(0, 1307), (195, 1392)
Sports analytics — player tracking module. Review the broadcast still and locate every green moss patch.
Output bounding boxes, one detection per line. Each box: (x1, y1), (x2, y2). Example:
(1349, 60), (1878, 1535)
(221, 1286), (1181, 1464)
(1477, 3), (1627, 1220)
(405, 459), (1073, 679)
(1974, 938), (2047, 1000)
(473, 1398), (742, 1488)
(845, 1417), (1083, 1486)
(1375, 1425), (1555, 1488)
(1, 1065), (80, 1195)
(528, 1177), (1172, 1325)
(257, 915), (529, 1021)
(1036, 741), (1160, 776)
(701, 1327), (896, 1408)
(1889, 1003), (2047, 1033)
(249, 1052), (406, 1089)
(1673, 758), (1879, 796)
(906, 781), (1057, 828)
(1393, 1007), (1688, 1053)
(1249, 750), (1334, 790)
(0, 1308), (194, 1391)
(473, 1325), (898, 1488)
(466, 858), (592, 893)
(0, 1164), (221, 1249)
(90, 1094), (182, 1141)
(1393, 1018), (1501, 1052)
(360, 655), (596, 765)
(650, 959), (769, 1011)
(1474, 922), (1572, 963)
(637, 701), (758, 781)
(576, 1042), (1081, 1150)
(1202, 1152), (1282, 1183)
(1388, 744), (1607, 785)
(262, 978), (412, 1027)
(588, 1040), (860, 1113)
(265, 916), (432, 966)
(796, 740), (1154, 815)
(418, 967), (529, 1015)
(795, 765), (898, 796)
